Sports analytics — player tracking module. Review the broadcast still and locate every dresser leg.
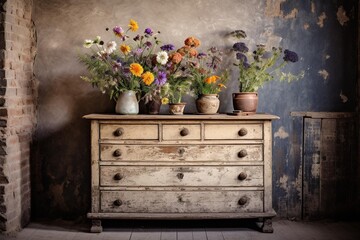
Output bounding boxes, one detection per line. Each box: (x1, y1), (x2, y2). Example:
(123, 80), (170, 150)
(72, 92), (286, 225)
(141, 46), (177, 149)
(261, 218), (274, 233)
(90, 219), (103, 233)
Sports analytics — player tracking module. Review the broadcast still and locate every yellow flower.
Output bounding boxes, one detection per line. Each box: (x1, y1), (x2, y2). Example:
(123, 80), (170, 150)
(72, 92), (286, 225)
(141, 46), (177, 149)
(141, 71), (155, 86)
(129, 19), (139, 32)
(130, 63), (144, 77)
(120, 44), (131, 55)
(218, 83), (226, 89)
(161, 97), (169, 104)
(204, 75), (220, 84)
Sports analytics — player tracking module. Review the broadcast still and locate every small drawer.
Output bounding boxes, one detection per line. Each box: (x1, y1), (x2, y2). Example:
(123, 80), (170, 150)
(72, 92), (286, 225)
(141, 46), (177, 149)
(100, 166), (263, 187)
(162, 124), (201, 140)
(100, 144), (263, 162)
(204, 124), (263, 140)
(100, 124), (159, 140)
(100, 190), (264, 213)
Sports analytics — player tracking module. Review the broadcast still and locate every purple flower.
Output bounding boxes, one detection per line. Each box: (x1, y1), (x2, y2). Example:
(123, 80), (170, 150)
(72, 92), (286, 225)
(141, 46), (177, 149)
(243, 62), (250, 69)
(236, 52), (247, 62)
(144, 41), (152, 48)
(144, 28), (153, 35)
(154, 71), (167, 86)
(160, 44), (175, 51)
(197, 52), (207, 59)
(233, 42), (249, 53)
(133, 48), (143, 56)
(113, 26), (124, 37)
(283, 49), (299, 63)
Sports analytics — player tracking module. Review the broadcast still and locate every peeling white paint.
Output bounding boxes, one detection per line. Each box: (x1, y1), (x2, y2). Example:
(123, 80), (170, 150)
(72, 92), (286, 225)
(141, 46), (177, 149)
(303, 23), (310, 30)
(318, 69), (329, 80)
(279, 175), (288, 191)
(340, 91), (348, 103)
(274, 126), (289, 139)
(337, 6), (350, 26)
(317, 12), (327, 28)
(325, 55), (330, 60)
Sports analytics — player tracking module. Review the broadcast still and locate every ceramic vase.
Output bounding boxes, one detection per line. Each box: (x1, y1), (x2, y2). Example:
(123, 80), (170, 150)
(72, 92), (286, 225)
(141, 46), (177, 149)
(195, 94), (220, 114)
(115, 90), (139, 115)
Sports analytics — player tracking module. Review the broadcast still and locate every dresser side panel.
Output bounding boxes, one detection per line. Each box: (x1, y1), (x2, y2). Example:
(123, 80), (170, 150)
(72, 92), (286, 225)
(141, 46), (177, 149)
(91, 120), (100, 213)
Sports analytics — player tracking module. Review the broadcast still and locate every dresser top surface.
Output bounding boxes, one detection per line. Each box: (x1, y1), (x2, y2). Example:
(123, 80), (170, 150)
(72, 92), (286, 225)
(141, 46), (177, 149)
(83, 113), (280, 120)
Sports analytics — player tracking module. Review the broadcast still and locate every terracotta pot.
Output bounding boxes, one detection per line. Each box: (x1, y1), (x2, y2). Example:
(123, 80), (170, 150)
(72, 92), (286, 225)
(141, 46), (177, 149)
(196, 94), (220, 114)
(168, 103), (186, 115)
(146, 98), (162, 115)
(115, 90), (139, 115)
(232, 92), (258, 113)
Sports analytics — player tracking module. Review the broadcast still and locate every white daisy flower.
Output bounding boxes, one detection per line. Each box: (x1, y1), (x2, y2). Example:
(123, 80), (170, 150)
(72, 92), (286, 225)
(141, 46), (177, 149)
(83, 39), (93, 48)
(156, 51), (169, 65)
(105, 41), (117, 54)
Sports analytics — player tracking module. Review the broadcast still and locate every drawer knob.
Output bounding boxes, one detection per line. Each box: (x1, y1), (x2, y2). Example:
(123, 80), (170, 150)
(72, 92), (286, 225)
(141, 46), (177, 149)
(113, 149), (122, 157)
(180, 128), (189, 136)
(238, 197), (248, 205)
(113, 199), (123, 206)
(113, 128), (123, 137)
(177, 173), (184, 179)
(178, 148), (185, 155)
(238, 149), (248, 158)
(238, 128), (248, 136)
(113, 173), (123, 181)
(238, 172), (247, 181)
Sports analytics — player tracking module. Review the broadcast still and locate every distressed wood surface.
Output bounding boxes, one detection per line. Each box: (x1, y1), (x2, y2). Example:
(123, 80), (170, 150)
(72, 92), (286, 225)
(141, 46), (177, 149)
(100, 166), (264, 187)
(100, 190), (264, 213)
(100, 144), (263, 162)
(86, 114), (277, 232)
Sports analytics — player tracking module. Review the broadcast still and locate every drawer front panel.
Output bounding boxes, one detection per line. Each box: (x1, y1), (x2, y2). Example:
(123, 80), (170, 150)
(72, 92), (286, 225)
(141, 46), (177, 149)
(101, 190), (264, 213)
(204, 124), (263, 140)
(100, 144), (263, 162)
(162, 124), (201, 140)
(100, 124), (159, 140)
(100, 166), (263, 187)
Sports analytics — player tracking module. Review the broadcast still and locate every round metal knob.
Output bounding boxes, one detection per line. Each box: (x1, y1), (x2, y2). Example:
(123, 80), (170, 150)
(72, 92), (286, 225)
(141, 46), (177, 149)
(178, 148), (185, 155)
(113, 199), (123, 206)
(177, 173), (184, 179)
(113, 128), (123, 137)
(238, 128), (248, 136)
(113, 173), (123, 181)
(180, 128), (189, 136)
(238, 197), (247, 205)
(238, 172), (247, 181)
(113, 149), (122, 157)
(238, 149), (248, 158)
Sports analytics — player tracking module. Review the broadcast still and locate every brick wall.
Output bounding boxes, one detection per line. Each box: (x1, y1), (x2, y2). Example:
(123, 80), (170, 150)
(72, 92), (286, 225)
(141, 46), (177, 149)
(0, 0), (36, 233)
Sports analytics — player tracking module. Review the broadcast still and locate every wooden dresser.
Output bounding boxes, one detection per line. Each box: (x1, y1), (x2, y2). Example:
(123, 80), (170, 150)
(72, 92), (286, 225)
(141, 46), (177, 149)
(84, 114), (279, 233)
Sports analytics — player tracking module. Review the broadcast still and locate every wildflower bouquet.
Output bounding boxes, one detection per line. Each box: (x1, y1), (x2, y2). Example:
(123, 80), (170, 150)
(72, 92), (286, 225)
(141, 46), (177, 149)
(230, 30), (302, 92)
(79, 19), (162, 101)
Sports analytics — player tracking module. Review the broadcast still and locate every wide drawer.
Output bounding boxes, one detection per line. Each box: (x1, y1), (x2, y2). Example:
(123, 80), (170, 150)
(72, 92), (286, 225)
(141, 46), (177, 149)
(100, 124), (159, 140)
(204, 124), (263, 140)
(100, 190), (264, 213)
(162, 124), (201, 140)
(100, 144), (263, 162)
(100, 166), (263, 187)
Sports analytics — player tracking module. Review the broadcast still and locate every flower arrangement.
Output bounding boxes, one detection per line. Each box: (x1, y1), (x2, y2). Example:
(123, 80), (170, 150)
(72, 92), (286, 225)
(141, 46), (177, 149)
(79, 19), (162, 101)
(187, 44), (228, 97)
(230, 30), (302, 92)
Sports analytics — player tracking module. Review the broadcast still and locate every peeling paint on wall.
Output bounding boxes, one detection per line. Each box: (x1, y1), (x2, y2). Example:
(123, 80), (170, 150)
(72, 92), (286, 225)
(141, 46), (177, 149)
(274, 126), (289, 139)
(264, 0), (297, 19)
(278, 175), (289, 193)
(311, 1), (316, 14)
(303, 23), (310, 30)
(337, 6), (350, 26)
(284, 8), (298, 19)
(318, 69), (329, 80)
(340, 91), (348, 103)
(317, 12), (327, 28)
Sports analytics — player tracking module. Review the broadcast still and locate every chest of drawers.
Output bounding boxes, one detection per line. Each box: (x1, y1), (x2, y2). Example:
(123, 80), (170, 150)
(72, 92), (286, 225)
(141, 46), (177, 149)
(84, 114), (279, 233)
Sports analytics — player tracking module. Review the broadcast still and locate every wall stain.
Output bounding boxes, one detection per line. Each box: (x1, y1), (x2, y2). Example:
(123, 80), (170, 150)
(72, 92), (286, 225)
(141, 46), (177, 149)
(303, 23), (310, 30)
(337, 6), (350, 26)
(317, 12), (327, 28)
(318, 69), (329, 80)
(274, 126), (289, 139)
(311, 1), (316, 14)
(265, 0), (297, 19)
(340, 91), (348, 103)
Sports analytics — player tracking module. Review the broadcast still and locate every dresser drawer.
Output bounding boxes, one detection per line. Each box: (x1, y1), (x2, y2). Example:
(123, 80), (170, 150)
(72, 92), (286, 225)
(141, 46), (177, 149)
(162, 124), (201, 140)
(100, 124), (159, 140)
(100, 190), (264, 213)
(100, 166), (263, 187)
(100, 144), (263, 162)
(204, 124), (263, 140)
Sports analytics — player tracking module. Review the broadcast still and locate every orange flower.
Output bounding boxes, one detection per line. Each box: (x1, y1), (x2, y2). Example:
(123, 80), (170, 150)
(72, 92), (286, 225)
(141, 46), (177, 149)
(129, 63), (144, 77)
(184, 37), (201, 47)
(188, 48), (198, 57)
(141, 71), (155, 86)
(204, 75), (220, 84)
(128, 19), (139, 32)
(170, 52), (183, 64)
(218, 83), (226, 89)
(177, 46), (197, 57)
(120, 44), (131, 55)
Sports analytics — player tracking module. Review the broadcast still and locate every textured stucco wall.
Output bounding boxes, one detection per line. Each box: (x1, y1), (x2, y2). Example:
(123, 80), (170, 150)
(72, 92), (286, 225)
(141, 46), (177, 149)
(32, 0), (358, 219)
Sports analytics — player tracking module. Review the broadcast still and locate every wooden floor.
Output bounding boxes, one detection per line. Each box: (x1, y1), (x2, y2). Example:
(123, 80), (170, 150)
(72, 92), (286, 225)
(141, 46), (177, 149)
(1, 219), (360, 240)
